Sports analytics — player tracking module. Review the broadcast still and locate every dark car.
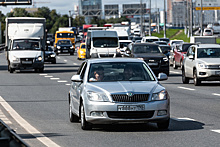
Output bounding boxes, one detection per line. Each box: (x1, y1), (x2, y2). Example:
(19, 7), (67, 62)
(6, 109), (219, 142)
(124, 43), (169, 76)
(153, 41), (168, 45)
(159, 45), (171, 58)
(132, 36), (142, 42)
(170, 43), (195, 69)
(159, 38), (170, 43)
(55, 39), (75, 55)
(45, 46), (56, 64)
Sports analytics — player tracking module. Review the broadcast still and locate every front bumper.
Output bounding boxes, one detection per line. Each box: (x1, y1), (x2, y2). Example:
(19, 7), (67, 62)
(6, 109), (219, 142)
(84, 100), (170, 124)
(11, 61), (44, 70)
(197, 68), (220, 81)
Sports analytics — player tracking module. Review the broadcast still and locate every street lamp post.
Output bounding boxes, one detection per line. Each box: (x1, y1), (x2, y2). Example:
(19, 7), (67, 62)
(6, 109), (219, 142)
(164, 0), (166, 38)
(149, 0), (151, 36)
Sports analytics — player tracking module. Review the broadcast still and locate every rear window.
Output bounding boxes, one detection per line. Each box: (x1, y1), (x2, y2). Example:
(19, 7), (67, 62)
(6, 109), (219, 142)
(133, 45), (161, 53)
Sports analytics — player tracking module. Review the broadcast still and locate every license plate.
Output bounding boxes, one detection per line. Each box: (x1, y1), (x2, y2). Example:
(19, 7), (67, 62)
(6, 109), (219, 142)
(148, 62), (158, 66)
(22, 61), (32, 64)
(215, 71), (220, 75)
(63, 50), (68, 52)
(117, 105), (145, 111)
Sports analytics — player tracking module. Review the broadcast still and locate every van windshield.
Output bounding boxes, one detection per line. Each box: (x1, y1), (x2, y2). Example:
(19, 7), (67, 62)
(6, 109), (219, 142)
(93, 37), (118, 47)
(12, 39), (40, 50)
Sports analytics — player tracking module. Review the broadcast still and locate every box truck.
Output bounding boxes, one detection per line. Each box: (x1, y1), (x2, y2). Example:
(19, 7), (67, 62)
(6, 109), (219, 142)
(5, 17), (46, 73)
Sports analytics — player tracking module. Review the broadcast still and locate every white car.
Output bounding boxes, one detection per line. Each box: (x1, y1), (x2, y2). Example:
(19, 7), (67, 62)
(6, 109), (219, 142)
(203, 28), (213, 36)
(182, 44), (220, 86)
(141, 36), (159, 43)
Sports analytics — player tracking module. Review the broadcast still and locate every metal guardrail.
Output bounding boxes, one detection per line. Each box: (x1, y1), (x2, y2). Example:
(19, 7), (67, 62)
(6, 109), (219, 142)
(0, 44), (5, 51)
(0, 119), (29, 147)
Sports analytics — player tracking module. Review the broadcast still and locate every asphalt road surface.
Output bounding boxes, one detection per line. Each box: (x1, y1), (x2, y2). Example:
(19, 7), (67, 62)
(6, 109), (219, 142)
(0, 46), (220, 147)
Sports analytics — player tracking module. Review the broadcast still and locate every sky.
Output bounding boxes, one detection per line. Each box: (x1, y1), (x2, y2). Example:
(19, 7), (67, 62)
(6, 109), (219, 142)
(0, 0), (165, 15)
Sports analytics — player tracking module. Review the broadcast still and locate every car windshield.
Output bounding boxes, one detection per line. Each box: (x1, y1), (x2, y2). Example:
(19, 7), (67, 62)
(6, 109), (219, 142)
(159, 46), (171, 52)
(12, 39), (40, 50)
(93, 37), (118, 47)
(197, 48), (220, 58)
(205, 30), (212, 32)
(133, 37), (142, 41)
(57, 40), (71, 45)
(81, 44), (86, 48)
(120, 42), (131, 47)
(145, 39), (159, 42)
(133, 45), (161, 53)
(181, 44), (194, 52)
(119, 37), (128, 40)
(47, 47), (53, 51)
(88, 62), (155, 82)
(57, 33), (74, 38)
(154, 41), (167, 45)
(171, 41), (184, 45)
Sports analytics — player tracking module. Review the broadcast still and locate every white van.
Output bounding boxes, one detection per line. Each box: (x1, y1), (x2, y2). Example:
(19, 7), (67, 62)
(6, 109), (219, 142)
(85, 30), (120, 58)
(141, 36), (159, 43)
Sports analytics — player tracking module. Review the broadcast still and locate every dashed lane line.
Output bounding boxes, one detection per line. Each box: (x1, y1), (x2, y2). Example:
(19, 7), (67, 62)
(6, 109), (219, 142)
(0, 96), (60, 147)
(39, 74), (47, 76)
(65, 84), (71, 86)
(44, 76), (53, 78)
(57, 80), (68, 83)
(170, 71), (181, 74)
(57, 57), (60, 59)
(212, 93), (220, 96)
(178, 86), (195, 91)
(50, 78), (60, 80)
(172, 117), (196, 121)
(64, 60), (67, 62)
(211, 130), (220, 134)
(73, 63), (78, 65)
(0, 110), (12, 124)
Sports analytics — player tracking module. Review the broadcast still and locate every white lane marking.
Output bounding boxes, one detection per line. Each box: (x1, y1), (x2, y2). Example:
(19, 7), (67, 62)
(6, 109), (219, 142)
(64, 60), (67, 62)
(172, 117), (196, 121)
(65, 84), (71, 86)
(50, 78), (60, 80)
(212, 93), (220, 96)
(73, 63), (78, 65)
(211, 130), (220, 134)
(39, 74), (47, 76)
(178, 86), (195, 91)
(0, 96), (60, 147)
(45, 76), (53, 78)
(170, 71), (181, 74)
(57, 81), (68, 83)
(57, 57), (60, 59)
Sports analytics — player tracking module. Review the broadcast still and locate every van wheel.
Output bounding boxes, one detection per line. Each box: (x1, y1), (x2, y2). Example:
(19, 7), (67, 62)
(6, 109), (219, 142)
(193, 69), (201, 86)
(80, 103), (92, 130)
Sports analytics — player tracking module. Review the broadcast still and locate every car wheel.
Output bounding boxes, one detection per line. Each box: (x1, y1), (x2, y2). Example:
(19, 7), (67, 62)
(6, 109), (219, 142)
(9, 67), (14, 73)
(182, 68), (189, 84)
(80, 103), (92, 130)
(193, 69), (201, 86)
(173, 60), (178, 69)
(70, 53), (73, 55)
(180, 60), (183, 69)
(157, 119), (170, 130)
(52, 60), (56, 64)
(69, 101), (79, 122)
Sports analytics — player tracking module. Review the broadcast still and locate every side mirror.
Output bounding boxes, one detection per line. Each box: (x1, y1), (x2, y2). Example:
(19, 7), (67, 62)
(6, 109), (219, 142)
(71, 75), (83, 82)
(189, 55), (194, 60)
(157, 73), (168, 81)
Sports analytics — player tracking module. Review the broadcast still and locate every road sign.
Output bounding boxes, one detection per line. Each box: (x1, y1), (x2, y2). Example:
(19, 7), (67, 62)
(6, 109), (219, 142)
(0, 0), (32, 5)
(195, 0), (220, 10)
(195, 7), (220, 10)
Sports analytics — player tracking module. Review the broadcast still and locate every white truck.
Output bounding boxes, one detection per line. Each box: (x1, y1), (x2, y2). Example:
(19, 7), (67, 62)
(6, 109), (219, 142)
(5, 17), (46, 73)
(85, 30), (120, 58)
(190, 36), (216, 44)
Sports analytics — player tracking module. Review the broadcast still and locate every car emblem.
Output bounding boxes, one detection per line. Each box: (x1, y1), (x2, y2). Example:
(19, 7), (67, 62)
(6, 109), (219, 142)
(127, 92), (134, 97)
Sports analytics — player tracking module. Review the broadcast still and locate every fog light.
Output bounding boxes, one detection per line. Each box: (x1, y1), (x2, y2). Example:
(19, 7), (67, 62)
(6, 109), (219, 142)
(157, 110), (167, 116)
(90, 111), (104, 117)
(199, 72), (206, 75)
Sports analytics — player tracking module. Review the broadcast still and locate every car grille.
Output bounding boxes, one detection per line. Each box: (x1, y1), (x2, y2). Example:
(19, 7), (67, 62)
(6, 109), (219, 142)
(99, 54), (114, 57)
(208, 65), (220, 69)
(107, 111), (154, 119)
(144, 59), (160, 68)
(111, 94), (149, 102)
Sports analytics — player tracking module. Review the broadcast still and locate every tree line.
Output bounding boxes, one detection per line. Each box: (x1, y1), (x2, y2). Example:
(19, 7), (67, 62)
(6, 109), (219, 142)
(0, 6), (130, 42)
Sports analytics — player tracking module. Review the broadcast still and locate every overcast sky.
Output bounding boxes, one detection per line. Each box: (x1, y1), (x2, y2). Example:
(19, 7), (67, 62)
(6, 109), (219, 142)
(0, 0), (165, 15)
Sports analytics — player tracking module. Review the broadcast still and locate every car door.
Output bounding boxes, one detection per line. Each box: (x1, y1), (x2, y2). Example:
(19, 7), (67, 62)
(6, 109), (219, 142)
(184, 46), (195, 78)
(70, 62), (87, 114)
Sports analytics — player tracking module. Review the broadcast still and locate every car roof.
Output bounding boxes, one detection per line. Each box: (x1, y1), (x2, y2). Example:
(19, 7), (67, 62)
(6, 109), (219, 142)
(119, 40), (132, 43)
(133, 42), (158, 45)
(143, 36), (159, 39)
(87, 58), (144, 64)
(195, 44), (220, 48)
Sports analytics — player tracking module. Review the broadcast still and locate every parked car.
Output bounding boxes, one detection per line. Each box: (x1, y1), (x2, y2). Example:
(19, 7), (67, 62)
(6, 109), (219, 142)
(44, 46), (56, 64)
(159, 45), (171, 58)
(203, 28), (213, 36)
(170, 43), (195, 69)
(55, 39), (75, 55)
(182, 44), (220, 86)
(69, 58), (170, 130)
(159, 38), (170, 43)
(141, 36), (159, 43)
(153, 41), (168, 45)
(124, 43), (169, 76)
(77, 43), (86, 60)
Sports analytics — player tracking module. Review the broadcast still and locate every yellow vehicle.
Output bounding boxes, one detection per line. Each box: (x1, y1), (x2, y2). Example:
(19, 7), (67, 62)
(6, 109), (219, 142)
(54, 31), (75, 50)
(77, 43), (86, 60)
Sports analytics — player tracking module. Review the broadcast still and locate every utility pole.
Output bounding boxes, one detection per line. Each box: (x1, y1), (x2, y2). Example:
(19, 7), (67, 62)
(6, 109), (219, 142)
(140, 0), (143, 37)
(164, 0), (166, 38)
(149, 0), (152, 36)
(190, 0), (193, 37)
(200, 0), (203, 36)
(156, 0), (160, 33)
(69, 10), (72, 27)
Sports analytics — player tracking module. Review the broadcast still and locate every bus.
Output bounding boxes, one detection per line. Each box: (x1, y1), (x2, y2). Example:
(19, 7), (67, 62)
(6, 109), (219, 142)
(54, 31), (75, 50)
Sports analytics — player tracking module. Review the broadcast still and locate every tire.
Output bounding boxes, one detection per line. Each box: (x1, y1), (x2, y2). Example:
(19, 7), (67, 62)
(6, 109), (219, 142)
(193, 69), (201, 86)
(7, 62), (10, 71)
(173, 60), (178, 69)
(70, 53), (73, 55)
(9, 67), (14, 73)
(182, 68), (189, 84)
(52, 60), (56, 64)
(69, 101), (79, 122)
(80, 103), (92, 130)
(157, 119), (170, 130)
(39, 68), (44, 73)
(180, 60), (183, 69)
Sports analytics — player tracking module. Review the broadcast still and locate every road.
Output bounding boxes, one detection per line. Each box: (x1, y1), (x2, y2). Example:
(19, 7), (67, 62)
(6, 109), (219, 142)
(0, 46), (220, 147)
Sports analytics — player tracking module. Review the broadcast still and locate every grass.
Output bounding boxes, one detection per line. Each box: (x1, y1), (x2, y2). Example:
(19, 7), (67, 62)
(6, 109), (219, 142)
(216, 38), (220, 44)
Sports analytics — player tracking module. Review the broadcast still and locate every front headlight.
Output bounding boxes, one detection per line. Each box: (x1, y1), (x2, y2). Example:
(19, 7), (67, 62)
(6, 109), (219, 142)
(70, 46), (74, 49)
(163, 57), (169, 62)
(12, 56), (20, 62)
(198, 63), (208, 69)
(137, 58), (144, 60)
(151, 90), (167, 101)
(87, 91), (111, 102)
(116, 48), (120, 53)
(80, 50), (84, 54)
(50, 54), (56, 57)
(36, 56), (43, 61)
(57, 46), (61, 49)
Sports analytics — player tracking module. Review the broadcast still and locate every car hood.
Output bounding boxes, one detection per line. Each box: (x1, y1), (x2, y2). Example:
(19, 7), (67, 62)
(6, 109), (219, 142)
(134, 53), (166, 58)
(86, 81), (164, 94)
(9, 51), (42, 58)
(197, 58), (220, 65)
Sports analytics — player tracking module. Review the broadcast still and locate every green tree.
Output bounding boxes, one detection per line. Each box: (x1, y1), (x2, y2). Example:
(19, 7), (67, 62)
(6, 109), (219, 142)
(72, 16), (85, 27)
(6, 8), (30, 17)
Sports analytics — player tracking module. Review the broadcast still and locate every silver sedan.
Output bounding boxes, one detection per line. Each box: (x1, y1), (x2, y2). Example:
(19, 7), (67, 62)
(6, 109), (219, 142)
(68, 58), (170, 130)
